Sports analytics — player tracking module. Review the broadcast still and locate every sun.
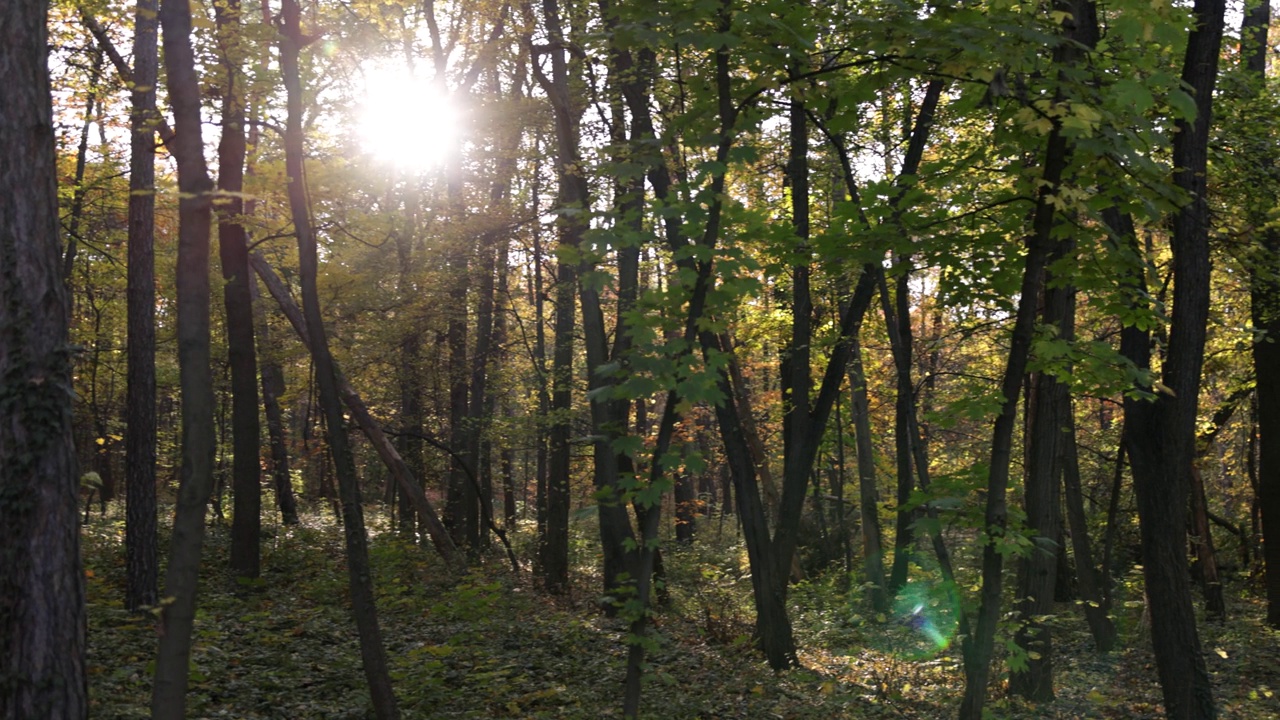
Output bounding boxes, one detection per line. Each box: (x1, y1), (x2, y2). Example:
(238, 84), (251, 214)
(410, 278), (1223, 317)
(355, 62), (459, 171)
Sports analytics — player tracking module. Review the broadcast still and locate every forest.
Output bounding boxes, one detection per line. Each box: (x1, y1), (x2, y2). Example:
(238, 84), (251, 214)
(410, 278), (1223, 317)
(2, 0), (1280, 716)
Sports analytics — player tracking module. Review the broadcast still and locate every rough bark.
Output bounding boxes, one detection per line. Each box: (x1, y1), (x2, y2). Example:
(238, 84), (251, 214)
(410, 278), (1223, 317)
(152, 0), (217, 714)
(0, 0), (87, 713)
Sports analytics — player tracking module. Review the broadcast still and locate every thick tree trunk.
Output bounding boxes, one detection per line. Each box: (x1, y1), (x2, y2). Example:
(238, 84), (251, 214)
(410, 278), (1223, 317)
(216, 0), (262, 579)
(0, 0), (87, 713)
(279, 3), (399, 715)
(124, 0), (160, 611)
(152, 0), (218, 715)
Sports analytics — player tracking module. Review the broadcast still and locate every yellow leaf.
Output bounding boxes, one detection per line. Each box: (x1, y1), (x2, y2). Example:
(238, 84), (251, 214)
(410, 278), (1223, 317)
(1215, 648), (1228, 659)
(751, 685), (765, 695)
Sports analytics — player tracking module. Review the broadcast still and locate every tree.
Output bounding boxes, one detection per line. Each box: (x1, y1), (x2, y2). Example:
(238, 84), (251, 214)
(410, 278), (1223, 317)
(1239, 0), (1280, 629)
(125, 0), (160, 610)
(0, 0), (87, 715)
(151, 0), (219, 714)
(216, 0), (263, 580)
(278, 0), (399, 714)
(1120, 0), (1226, 714)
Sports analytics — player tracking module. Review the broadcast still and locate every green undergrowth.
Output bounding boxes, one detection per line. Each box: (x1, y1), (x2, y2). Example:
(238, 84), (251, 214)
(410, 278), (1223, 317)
(83, 504), (1280, 719)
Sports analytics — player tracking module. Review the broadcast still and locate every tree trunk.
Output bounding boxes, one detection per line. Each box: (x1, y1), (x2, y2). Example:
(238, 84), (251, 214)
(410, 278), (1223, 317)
(958, 23), (1076, 714)
(531, 0), (586, 595)
(848, 338), (888, 612)
(1010, 291), (1070, 701)
(0, 0), (87, 713)
(152, 0), (217, 714)
(216, 0), (262, 579)
(1121, 0), (1224, 714)
(395, 230), (424, 537)
(124, 0), (160, 610)
(884, 258), (916, 597)
(444, 242), (473, 546)
(1061, 408), (1116, 651)
(250, 278), (298, 525)
(279, 3), (399, 716)
(1240, 0), (1280, 630)
(1189, 465), (1226, 618)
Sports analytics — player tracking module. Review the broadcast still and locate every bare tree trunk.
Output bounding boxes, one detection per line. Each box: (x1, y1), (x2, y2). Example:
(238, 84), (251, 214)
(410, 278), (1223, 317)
(152, 0), (217, 714)
(0, 0), (87, 713)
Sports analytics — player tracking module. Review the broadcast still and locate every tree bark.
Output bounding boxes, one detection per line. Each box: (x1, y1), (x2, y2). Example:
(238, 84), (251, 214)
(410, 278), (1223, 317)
(1010, 264), (1073, 701)
(1061, 407), (1116, 651)
(0, 0), (87, 713)
(848, 337), (888, 612)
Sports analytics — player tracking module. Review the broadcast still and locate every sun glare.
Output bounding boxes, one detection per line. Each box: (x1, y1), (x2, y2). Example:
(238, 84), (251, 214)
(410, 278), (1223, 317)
(356, 62), (459, 171)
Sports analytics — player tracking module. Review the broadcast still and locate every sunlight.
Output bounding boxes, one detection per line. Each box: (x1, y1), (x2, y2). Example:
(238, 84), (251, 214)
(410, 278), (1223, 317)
(356, 62), (458, 171)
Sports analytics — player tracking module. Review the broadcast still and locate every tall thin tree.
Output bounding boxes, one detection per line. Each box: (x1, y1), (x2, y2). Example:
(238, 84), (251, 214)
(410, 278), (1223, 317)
(152, 0), (219, 714)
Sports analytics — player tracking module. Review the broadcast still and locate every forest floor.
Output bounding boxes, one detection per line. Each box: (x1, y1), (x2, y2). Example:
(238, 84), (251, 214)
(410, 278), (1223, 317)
(83, 505), (1280, 719)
